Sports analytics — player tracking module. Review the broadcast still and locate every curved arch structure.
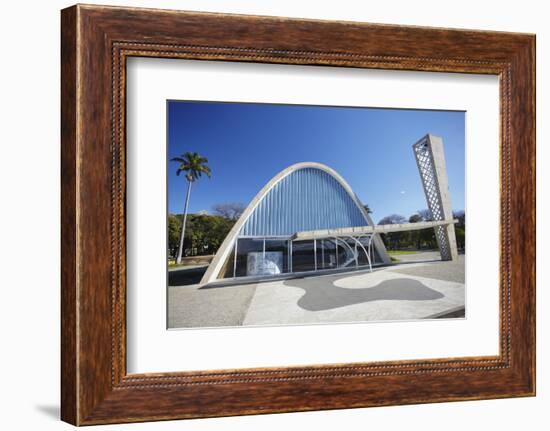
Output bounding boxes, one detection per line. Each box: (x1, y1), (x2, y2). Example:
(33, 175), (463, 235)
(241, 166), (367, 236)
(201, 162), (390, 284)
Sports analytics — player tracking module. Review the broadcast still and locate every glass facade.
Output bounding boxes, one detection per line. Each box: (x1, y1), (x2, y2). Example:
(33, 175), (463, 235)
(234, 238), (263, 278)
(291, 240), (315, 273)
(265, 239), (290, 274)
(221, 237), (291, 279)
(316, 239), (337, 270)
(221, 234), (376, 280)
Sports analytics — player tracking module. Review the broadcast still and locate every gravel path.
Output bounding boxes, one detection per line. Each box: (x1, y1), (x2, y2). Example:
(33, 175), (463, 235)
(387, 255), (465, 284)
(168, 282), (257, 328)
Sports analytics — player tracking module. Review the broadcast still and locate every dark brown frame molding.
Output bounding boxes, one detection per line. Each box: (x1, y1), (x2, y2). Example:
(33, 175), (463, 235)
(61, 4), (536, 425)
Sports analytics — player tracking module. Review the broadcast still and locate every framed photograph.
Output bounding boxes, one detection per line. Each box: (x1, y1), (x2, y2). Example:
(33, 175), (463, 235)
(61, 4), (535, 425)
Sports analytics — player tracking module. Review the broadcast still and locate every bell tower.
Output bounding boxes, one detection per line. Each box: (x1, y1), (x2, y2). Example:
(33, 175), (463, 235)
(413, 134), (459, 261)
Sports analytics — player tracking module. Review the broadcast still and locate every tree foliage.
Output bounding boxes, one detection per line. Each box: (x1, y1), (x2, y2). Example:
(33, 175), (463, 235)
(171, 152), (211, 182)
(376, 209), (465, 251)
(378, 214), (407, 225)
(453, 210), (466, 250)
(378, 214), (408, 250)
(212, 202), (246, 221)
(453, 210), (466, 228)
(168, 213), (234, 259)
(408, 211), (438, 249)
(417, 208), (433, 221)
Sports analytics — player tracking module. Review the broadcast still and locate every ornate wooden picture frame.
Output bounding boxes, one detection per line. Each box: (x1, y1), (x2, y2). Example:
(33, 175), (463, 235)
(61, 4), (535, 425)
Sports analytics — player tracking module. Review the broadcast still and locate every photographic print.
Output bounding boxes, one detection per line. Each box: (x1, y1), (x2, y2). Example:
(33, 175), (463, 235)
(167, 101), (466, 329)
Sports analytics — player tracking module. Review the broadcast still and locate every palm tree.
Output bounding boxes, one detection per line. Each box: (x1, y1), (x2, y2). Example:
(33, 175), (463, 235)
(171, 152), (211, 264)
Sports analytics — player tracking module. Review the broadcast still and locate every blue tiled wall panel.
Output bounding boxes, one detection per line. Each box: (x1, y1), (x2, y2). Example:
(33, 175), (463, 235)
(240, 167), (369, 236)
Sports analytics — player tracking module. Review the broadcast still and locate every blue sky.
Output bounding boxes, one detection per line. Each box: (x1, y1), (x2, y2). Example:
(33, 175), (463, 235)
(167, 101), (465, 223)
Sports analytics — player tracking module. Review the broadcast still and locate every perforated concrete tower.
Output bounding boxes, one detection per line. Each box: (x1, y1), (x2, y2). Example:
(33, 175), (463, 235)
(413, 134), (459, 261)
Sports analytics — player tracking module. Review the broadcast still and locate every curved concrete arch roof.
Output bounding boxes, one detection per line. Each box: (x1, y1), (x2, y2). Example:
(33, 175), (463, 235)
(200, 162), (389, 284)
(241, 163), (370, 236)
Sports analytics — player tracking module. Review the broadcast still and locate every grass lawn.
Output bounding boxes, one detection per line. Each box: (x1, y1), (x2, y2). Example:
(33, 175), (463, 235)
(387, 250), (419, 255)
(168, 255), (214, 268)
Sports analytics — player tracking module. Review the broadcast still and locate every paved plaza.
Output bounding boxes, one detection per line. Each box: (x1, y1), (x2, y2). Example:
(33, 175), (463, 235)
(168, 251), (465, 329)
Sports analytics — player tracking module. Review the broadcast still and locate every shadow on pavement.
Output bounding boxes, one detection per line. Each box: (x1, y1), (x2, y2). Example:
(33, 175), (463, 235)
(284, 277), (444, 311)
(168, 266), (207, 286)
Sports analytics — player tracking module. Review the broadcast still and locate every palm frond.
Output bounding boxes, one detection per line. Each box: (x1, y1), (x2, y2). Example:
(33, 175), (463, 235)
(200, 166), (212, 178)
(171, 151), (212, 181)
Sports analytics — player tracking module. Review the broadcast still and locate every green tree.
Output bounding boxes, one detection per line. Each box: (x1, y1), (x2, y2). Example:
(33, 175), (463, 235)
(168, 214), (183, 259)
(408, 213), (423, 249)
(378, 214), (407, 250)
(455, 226), (465, 250)
(417, 208), (432, 221)
(188, 215), (234, 256)
(415, 210), (437, 249)
(171, 152), (212, 264)
(453, 210), (466, 228)
(453, 210), (466, 250)
(168, 213), (236, 259)
(212, 202), (246, 220)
